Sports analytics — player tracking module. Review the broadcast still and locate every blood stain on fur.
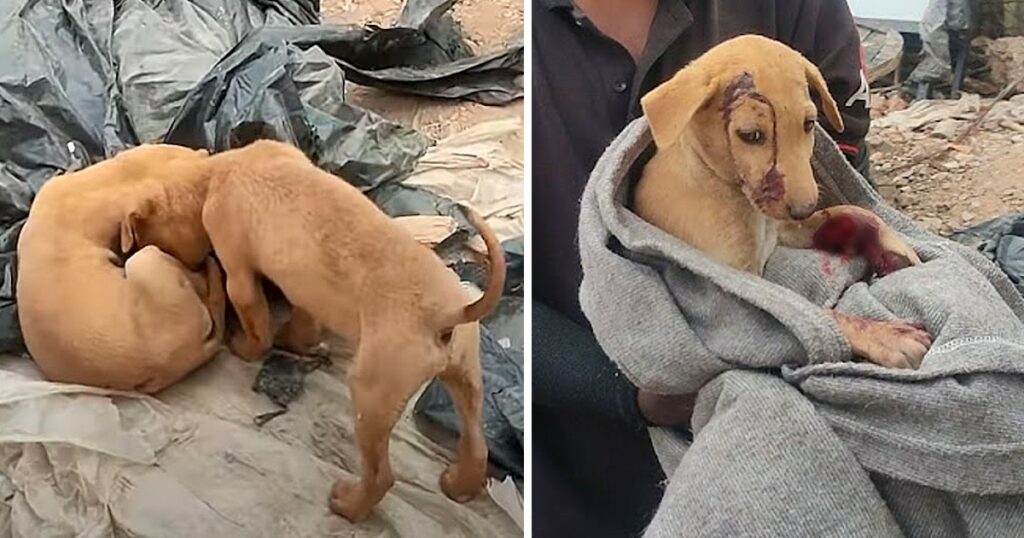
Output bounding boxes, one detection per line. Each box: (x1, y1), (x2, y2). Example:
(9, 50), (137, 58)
(812, 213), (911, 277)
(721, 72), (756, 120)
(757, 167), (785, 205)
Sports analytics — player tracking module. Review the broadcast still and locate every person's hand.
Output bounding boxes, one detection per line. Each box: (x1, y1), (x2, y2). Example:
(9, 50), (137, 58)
(637, 390), (697, 427)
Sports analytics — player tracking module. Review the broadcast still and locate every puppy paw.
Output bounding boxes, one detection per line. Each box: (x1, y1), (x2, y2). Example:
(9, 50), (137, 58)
(304, 342), (333, 362)
(831, 311), (931, 369)
(229, 331), (267, 362)
(440, 464), (486, 503)
(857, 321), (931, 369)
(869, 230), (922, 277)
(329, 479), (373, 522)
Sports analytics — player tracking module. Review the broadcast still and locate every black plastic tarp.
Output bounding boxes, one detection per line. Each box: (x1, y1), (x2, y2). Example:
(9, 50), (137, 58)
(0, 0), (523, 352)
(950, 213), (1024, 297)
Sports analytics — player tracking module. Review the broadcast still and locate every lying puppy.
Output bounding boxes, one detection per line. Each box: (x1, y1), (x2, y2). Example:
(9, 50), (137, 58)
(201, 141), (506, 522)
(635, 35), (931, 369)
(17, 145), (225, 392)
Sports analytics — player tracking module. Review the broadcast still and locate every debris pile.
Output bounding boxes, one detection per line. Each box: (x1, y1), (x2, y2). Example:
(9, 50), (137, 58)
(868, 92), (1024, 235)
(978, 36), (1024, 88)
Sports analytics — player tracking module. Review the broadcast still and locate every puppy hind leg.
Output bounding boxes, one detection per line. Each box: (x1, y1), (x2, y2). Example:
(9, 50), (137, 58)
(329, 338), (439, 522)
(437, 338), (488, 503)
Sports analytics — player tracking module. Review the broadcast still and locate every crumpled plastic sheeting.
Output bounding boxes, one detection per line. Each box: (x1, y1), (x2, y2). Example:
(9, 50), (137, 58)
(404, 118), (525, 242)
(0, 355), (519, 537)
(311, 27), (524, 105)
(163, 26), (432, 189)
(369, 117), (524, 259)
(397, 0), (460, 30)
(339, 0), (523, 104)
(0, 0), (523, 353)
(950, 213), (1024, 297)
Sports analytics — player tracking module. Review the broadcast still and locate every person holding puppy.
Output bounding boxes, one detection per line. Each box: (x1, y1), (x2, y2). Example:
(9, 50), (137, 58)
(532, 0), (871, 535)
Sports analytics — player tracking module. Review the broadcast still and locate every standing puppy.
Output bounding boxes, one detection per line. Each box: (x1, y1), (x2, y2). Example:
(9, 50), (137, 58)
(201, 141), (505, 522)
(635, 35), (931, 369)
(17, 145), (225, 393)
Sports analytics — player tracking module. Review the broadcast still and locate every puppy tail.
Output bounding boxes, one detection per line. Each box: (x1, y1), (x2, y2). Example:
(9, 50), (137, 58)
(457, 205), (506, 325)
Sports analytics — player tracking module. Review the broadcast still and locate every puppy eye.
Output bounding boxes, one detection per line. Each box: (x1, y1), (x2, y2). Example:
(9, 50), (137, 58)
(804, 119), (816, 132)
(737, 129), (764, 145)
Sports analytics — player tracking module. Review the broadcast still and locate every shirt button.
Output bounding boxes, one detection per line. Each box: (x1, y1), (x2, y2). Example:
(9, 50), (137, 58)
(613, 81), (628, 93)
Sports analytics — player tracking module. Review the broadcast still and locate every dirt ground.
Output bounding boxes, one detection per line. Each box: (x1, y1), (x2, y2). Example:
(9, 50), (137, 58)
(869, 91), (1024, 235)
(320, 0), (524, 140)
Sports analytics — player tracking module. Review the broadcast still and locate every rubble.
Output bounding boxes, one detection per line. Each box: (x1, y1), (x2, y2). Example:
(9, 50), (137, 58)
(977, 36), (1024, 90)
(868, 90), (1024, 236)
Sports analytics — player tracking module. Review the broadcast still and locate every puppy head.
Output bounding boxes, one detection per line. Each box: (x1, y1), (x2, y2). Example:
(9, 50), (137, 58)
(641, 35), (844, 221)
(121, 197), (210, 269)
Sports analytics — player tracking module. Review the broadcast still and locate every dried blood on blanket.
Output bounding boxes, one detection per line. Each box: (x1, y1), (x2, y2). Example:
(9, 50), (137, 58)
(812, 213), (911, 276)
(818, 253), (852, 279)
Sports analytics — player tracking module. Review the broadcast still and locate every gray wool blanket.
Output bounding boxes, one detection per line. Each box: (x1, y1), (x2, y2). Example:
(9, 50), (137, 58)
(578, 118), (1024, 538)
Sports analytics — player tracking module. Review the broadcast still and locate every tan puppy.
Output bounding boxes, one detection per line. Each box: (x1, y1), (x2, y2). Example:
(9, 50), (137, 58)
(635, 35), (931, 369)
(17, 145), (225, 393)
(201, 141), (506, 522)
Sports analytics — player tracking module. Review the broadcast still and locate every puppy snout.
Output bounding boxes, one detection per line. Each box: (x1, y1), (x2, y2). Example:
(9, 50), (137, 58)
(788, 203), (816, 220)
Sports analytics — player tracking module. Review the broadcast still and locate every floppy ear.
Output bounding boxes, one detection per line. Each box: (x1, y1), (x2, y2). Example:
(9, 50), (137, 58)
(120, 200), (152, 254)
(802, 58), (845, 133)
(641, 66), (719, 149)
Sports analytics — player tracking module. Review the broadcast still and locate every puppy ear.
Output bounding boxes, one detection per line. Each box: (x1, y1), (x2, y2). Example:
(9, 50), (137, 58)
(802, 58), (845, 133)
(641, 66), (719, 149)
(120, 200), (152, 254)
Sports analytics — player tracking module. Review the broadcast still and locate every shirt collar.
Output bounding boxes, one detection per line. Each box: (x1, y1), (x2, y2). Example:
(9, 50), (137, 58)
(540, 0), (693, 27)
(538, 0), (572, 10)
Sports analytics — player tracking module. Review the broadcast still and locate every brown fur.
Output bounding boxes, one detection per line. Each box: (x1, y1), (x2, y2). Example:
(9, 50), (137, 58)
(635, 35), (930, 369)
(17, 145), (226, 393)
(200, 140), (505, 522)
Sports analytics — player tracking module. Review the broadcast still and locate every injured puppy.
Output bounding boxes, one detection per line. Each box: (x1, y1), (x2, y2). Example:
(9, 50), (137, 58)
(200, 140), (506, 522)
(634, 35), (931, 369)
(17, 144), (225, 393)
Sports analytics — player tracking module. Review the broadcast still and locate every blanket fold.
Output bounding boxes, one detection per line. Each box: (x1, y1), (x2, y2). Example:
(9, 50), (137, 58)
(578, 117), (1024, 537)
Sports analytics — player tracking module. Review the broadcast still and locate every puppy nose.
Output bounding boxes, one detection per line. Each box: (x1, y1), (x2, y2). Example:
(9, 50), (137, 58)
(788, 203), (815, 220)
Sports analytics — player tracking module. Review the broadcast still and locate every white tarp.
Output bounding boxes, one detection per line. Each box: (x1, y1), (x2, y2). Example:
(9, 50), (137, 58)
(405, 118), (525, 243)
(0, 352), (519, 537)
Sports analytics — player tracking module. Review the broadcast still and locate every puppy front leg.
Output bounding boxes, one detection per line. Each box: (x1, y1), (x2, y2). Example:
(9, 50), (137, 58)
(225, 269), (272, 362)
(778, 205), (920, 276)
(274, 306), (324, 355)
(827, 309), (930, 369)
(201, 257), (227, 344)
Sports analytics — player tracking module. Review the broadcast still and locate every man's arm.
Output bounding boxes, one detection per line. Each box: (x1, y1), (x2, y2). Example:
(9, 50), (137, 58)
(533, 301), (695, 429)
(782, 0), (871, 166)
(533, 301), (647, 428)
